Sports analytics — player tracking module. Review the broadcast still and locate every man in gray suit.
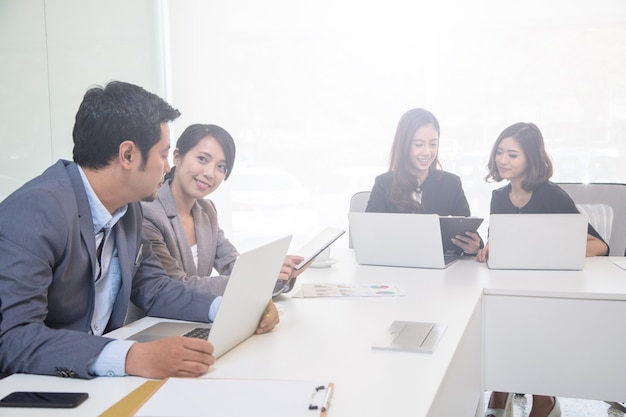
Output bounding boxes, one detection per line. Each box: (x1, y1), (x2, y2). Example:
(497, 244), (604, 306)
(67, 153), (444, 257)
(0, 81), (278, 379)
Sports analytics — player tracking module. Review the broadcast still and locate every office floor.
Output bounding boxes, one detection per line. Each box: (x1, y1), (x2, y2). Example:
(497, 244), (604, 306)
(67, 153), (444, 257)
(484, 393), (626, 416)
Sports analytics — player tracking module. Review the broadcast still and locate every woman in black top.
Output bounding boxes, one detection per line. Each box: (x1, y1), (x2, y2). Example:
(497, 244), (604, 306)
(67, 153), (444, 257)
(366, 108), (481, 255)
(477, 122), (608, 262)
(480, 122), (608, 417)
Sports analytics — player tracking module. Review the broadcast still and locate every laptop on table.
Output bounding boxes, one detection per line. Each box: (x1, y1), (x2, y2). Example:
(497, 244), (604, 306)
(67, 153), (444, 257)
(127, 235), (292, 359)
(348, 212), (482, 269)
(487, 213), (587, 270)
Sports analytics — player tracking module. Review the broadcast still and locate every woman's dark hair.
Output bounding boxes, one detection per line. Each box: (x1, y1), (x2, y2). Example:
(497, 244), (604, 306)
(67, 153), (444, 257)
(388, 108), (442, 212)
(73, 81), (181, 169)
(166, 124), (236, 181)
(485, 122), (553, 191)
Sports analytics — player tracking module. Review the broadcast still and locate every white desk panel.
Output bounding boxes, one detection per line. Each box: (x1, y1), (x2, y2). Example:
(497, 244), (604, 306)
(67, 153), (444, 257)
(484, 294), (626, 401)
(482, 257), (626, 300)
(483, 256), (626, 402)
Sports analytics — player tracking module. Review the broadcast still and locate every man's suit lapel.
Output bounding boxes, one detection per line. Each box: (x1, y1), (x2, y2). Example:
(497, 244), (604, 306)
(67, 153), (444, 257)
(65, 161), (99, 329)
(66, 162), (98, 282)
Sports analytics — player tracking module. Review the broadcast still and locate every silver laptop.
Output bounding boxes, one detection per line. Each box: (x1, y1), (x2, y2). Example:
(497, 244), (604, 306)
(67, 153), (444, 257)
(487, 214), (587, 270)
(349, 212), (460, 269)
(127, 235), (292, 359)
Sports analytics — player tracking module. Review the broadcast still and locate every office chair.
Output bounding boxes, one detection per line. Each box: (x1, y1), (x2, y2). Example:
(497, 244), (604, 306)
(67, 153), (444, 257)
(558, 183), (626, 413)
(557, 183), (626, 256)
(575, 203), (613, 244)
(348, 191), (371, 248)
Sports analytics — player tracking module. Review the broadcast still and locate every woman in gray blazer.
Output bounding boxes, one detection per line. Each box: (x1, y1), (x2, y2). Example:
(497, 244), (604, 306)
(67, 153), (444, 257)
(142, 124), (304, 296)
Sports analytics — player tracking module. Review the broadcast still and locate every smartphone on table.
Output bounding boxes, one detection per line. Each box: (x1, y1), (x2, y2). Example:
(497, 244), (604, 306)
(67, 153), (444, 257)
(0, 391), (89, 408)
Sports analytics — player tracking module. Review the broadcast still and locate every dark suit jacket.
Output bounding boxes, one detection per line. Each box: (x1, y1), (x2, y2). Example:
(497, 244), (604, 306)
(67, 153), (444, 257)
(0, 160), (218, 378)
(366, 170), (471, 215)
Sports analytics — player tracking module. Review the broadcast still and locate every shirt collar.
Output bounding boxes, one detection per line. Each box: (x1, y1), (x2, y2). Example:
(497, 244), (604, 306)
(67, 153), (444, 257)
(77, 165), (128, 234)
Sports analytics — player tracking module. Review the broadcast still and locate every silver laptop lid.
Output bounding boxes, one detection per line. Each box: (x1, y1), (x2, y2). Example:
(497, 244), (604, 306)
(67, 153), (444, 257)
(209, 234), (292, 358)
(349, 212), (450, 269)
(126, 235), (292, 358)
(487, 213), (587, 270)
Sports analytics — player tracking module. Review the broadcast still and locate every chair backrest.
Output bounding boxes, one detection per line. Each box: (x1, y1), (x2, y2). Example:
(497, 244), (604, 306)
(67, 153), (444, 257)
(557, 183), (626, 256)
(348, 191), (371, 248)
(349, 191), (371, 213)
(575, 203), (614, 244)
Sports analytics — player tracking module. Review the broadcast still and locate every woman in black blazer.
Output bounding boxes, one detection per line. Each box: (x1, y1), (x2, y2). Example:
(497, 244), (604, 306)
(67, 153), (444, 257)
(366, 108), (482, 255)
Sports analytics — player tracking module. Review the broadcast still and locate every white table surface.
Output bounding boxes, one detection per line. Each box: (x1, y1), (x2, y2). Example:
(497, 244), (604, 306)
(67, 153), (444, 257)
(1, 249), (625, 416)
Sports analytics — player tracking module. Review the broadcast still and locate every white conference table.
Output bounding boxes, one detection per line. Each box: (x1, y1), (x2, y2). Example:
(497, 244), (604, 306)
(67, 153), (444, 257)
(1, 249), (626, 417)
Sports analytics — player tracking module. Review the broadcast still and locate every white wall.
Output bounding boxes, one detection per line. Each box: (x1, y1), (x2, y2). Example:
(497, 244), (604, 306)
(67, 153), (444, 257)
(167, 0), (626, 250)
(2, 0), (625, 251)
(0, 0), (167, 200)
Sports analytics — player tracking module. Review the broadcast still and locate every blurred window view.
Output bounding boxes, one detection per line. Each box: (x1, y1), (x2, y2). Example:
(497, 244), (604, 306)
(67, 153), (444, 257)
(167, 0), (626, 251)
(226, 167), (316, 250)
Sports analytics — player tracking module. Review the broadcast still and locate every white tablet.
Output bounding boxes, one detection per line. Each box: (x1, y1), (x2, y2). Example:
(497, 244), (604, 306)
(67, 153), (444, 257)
(293, 227), (345, 270)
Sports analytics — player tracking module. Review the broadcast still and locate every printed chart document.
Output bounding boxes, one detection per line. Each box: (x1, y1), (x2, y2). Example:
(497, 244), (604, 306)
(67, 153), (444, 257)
(292, 283), (405, 298)
(133, 378), (334, 417)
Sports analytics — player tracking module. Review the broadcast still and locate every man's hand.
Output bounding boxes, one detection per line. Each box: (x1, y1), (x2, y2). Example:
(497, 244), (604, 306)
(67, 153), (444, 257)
(256, 300), (279, 334)
(125, 336), (215, 379)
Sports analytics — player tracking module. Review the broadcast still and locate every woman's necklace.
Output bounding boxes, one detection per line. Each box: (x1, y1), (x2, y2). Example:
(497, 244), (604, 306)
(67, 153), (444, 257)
(411, 184), (423, 205)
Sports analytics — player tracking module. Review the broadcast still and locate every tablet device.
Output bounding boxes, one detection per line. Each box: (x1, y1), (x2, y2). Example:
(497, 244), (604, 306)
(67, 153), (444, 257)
(293, 227), (345, 270)
(439, 216), (484, 255)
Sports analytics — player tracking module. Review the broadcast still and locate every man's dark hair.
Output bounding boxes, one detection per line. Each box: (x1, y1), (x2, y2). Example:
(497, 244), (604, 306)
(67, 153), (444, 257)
(73, 81), (181, 169)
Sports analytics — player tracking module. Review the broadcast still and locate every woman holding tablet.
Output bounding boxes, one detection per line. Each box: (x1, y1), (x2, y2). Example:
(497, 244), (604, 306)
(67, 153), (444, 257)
(478, 122), (608, 417)
(366, 108), (482, 255)
(141, 124), (306, 297)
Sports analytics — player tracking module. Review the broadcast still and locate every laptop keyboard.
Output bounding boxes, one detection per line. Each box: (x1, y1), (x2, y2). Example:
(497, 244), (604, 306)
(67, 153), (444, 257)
(272, 277), (297, 297)
(183, 327), (211, 339)
(444, 255), (460, 265)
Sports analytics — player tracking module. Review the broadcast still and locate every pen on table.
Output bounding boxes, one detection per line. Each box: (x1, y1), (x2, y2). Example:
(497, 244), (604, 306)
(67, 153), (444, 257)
(322, 383), (334, 412)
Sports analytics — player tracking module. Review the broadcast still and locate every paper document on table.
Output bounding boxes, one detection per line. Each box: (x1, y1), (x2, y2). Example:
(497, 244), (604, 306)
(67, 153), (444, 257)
(292, 283), (405, 298)
(611, 259), (626, 270)
(133, 378), (334, 417)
